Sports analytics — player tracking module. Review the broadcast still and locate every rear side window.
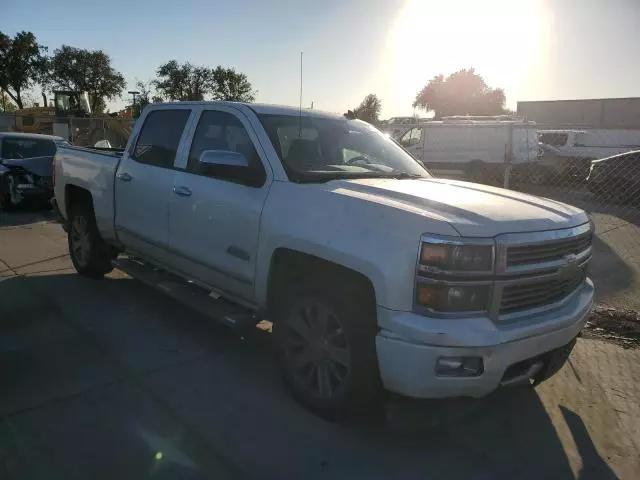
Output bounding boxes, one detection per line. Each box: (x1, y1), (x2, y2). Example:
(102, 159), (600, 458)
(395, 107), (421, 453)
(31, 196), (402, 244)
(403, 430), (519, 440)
(2, 138), (56, 158)
(132, 110), (190, 168)
(538, 133), (568, 147)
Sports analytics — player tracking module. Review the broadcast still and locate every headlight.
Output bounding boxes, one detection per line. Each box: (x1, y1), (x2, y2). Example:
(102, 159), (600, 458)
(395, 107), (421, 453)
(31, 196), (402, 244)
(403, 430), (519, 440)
(420, 243), (493, 272)
(416, 284), (490, 312)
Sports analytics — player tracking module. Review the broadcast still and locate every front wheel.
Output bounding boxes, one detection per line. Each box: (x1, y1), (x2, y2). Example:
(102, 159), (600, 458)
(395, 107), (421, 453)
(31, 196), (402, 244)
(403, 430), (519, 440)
(68, 204), (115, 278)
(0, 176), (15, 211)
(273, 278), (382, 416)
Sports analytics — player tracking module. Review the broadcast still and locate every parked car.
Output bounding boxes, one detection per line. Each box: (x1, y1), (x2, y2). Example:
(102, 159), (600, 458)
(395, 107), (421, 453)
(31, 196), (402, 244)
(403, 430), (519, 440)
(587, 150), (640, 203)
(396, 118), (540, 184)
(0, 132), (68, 210)
(54, 102), (594, 415)
(536, 129), (640, 184)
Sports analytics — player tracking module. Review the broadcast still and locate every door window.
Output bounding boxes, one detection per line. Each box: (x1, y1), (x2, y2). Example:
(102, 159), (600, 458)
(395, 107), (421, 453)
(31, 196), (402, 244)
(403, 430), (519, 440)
(187, 110), (265, 184)
(400, 127), (423, 147)
(131, 109), (190, 168)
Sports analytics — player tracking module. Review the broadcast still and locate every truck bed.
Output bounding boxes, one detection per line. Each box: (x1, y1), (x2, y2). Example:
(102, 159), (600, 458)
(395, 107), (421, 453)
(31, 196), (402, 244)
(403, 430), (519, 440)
(54, 144), (122, 241)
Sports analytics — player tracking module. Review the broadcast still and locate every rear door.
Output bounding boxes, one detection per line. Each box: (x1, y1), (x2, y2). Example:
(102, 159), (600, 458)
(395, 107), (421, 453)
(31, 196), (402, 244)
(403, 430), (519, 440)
(167, 105), (271, 302)
(114, 108), (192, 263)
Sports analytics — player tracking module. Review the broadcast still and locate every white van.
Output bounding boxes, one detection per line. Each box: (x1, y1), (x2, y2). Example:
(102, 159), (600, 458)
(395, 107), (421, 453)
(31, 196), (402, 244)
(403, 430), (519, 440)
(397, 119), (540, 182)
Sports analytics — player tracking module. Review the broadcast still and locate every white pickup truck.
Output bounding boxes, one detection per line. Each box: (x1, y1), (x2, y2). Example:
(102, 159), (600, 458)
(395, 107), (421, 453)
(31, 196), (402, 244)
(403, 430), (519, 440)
(54, 102), (594, 414)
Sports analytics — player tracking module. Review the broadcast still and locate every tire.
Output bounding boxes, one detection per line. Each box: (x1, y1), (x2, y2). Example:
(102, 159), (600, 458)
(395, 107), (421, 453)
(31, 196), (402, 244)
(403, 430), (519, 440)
(466, 162), (486, 184)
(529, 166), (547, 186)
(68, 203), (115, 278)
(273, 276), (382, 417)
(0, 176), (15, 211)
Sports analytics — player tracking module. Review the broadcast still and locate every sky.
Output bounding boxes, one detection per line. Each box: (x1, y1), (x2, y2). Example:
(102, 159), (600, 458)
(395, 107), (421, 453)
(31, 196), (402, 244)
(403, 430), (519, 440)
(2, 0), (639, 118)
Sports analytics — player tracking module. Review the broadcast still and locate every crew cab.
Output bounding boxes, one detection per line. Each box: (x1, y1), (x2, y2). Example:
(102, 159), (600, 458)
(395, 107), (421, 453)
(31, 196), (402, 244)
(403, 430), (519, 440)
(53, 102), (594, 414)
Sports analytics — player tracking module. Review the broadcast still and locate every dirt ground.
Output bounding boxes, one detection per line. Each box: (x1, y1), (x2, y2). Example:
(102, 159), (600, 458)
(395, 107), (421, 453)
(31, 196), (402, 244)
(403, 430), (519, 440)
(1, 211), (639, 479)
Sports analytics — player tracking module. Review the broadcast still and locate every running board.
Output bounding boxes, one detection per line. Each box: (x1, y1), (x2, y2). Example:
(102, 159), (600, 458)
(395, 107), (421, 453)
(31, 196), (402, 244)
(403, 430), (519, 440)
(114, 257), (258, 331)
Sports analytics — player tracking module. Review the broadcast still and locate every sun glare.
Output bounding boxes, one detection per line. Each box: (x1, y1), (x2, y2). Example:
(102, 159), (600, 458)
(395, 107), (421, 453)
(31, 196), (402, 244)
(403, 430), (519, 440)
(382, 0), (547, 115)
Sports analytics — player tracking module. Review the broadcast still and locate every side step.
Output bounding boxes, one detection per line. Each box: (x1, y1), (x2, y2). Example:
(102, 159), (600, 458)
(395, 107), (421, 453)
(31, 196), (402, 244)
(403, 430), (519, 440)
(114, 257), (258, 331)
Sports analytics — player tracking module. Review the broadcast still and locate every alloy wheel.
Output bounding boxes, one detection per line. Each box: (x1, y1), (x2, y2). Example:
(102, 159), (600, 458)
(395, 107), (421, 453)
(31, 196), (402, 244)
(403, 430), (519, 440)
(70, 215), (91, 267)
(283, 301), (351, 399)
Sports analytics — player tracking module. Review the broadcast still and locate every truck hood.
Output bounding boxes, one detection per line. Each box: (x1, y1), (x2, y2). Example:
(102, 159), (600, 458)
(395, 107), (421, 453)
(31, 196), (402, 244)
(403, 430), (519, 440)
(330, 177), (588, 237)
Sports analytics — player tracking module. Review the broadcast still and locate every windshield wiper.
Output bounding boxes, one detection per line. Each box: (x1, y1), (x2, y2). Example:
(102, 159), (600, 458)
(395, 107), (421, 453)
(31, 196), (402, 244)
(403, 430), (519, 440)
(387, 172), (424, 179)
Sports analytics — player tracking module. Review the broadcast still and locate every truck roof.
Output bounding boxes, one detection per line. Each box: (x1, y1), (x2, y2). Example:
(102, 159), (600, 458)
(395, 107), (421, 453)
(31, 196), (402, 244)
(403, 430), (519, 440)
(0, 131), (66, 141)
(153, 101), (342, 120)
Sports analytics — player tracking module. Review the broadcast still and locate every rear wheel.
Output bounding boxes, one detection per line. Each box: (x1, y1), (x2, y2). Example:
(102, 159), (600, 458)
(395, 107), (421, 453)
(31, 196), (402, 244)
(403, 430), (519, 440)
(68, 204), (115, 278)
(273, 278), (382, 416)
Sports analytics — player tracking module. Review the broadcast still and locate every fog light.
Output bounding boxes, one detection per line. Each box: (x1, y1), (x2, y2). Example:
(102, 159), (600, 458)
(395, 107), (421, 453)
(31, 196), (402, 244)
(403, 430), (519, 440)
(435, 356), (484, 377)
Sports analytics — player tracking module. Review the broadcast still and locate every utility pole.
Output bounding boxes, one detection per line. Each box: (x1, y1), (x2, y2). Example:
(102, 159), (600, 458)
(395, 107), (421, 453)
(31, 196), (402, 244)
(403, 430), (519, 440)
(128, 90), (140, 116)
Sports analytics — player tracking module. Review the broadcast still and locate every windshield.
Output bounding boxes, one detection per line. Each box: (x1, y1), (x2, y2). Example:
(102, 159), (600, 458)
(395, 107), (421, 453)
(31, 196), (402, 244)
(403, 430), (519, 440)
(258, 114), (430, 182)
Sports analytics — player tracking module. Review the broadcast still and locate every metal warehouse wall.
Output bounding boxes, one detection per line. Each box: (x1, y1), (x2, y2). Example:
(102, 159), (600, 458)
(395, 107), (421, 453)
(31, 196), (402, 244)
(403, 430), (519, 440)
(517, 98), (640, 129)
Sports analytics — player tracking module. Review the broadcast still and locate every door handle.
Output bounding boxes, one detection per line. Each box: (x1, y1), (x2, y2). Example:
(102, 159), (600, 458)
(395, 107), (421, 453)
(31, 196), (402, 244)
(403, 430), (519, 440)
(116, 172), (132, 182)
(173, 186), (192, 197)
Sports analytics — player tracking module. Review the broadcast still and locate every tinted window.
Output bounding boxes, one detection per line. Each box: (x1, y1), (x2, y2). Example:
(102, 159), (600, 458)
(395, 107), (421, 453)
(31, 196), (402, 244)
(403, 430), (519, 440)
(132, 110), (190, 168)
(1, 138), (56, 159)
(538, 133), (568, 147)
(187, 110), (265, 183)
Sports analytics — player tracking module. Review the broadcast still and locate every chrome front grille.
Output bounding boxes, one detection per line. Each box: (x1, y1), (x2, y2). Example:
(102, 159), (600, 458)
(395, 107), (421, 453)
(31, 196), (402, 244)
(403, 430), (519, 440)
(506, 232), (592, 267)
(500, 266), (587, 314)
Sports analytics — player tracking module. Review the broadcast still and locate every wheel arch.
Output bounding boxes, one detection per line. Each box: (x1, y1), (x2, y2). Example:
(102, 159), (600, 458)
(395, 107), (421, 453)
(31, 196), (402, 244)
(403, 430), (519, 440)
(265, 248), (377, 323)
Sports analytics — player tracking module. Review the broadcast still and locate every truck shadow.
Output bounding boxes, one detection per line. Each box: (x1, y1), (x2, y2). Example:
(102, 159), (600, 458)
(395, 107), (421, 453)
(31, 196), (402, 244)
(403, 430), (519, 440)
(0, 208), (55, 228)
(0, 272), (621, 479)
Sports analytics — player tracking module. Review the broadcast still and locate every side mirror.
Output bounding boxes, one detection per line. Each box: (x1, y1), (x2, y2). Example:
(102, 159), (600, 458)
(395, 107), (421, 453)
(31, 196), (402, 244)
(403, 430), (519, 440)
(199, 149), (250, 168)
(198, 149), (264, 187)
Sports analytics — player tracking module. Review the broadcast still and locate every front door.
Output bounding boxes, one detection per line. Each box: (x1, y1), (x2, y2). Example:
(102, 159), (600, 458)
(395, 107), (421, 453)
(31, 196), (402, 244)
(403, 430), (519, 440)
(167, 106), (271, 302)
(115, 108), (192, 264)
(399, 127), (425, 160)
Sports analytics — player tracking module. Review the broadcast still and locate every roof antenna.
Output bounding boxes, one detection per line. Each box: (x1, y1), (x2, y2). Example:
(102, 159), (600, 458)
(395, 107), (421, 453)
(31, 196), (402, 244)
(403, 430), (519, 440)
(299, 51), (303, 136)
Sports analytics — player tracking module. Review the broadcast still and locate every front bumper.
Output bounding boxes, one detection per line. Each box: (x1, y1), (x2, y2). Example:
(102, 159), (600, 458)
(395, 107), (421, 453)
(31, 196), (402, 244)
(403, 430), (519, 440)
(375, 279), (593, 398)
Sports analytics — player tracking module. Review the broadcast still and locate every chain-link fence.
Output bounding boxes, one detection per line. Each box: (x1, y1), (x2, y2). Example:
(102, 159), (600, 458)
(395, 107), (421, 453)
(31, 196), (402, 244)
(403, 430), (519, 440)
(0, 112), (132, 148)
(392, 121), (640, 311)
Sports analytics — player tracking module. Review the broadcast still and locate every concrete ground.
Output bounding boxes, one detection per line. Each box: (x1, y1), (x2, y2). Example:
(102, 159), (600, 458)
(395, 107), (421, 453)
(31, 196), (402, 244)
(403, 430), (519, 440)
(1, 211), (639, 479)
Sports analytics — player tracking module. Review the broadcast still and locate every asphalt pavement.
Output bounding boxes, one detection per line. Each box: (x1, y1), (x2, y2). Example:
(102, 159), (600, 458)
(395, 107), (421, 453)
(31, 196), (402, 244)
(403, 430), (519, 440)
(1, 210), (638, 479)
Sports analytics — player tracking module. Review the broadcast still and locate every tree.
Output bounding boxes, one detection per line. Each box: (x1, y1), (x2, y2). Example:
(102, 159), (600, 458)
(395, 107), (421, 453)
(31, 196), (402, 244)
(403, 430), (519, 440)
(154, 60), (211, 101)
(209, 66), (255, 102)
(413, 68), (506, 119)
(0, 31), (48, 109)
(344, 94), (382, 124)
(1, 92), (17, 112)
(48, 45), (126, 112)
(154, 61), (256, 102)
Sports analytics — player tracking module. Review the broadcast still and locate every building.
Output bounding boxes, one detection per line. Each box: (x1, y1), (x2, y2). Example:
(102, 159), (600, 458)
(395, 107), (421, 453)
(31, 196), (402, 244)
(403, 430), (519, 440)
(517, 98), (640, 129)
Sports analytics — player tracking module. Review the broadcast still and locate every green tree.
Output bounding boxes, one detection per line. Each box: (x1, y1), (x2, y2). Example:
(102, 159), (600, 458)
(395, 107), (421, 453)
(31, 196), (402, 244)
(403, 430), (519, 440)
(413, 68), (506, 119)
(0, 31), (48, 109)
(154, 60), (211, 101)
(209, 66), (255, 102)
(48, 45), (126, 112)
(154, 61), (256, 102)
(344, 94), (382, 124)
(1, 92), (18, 112)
